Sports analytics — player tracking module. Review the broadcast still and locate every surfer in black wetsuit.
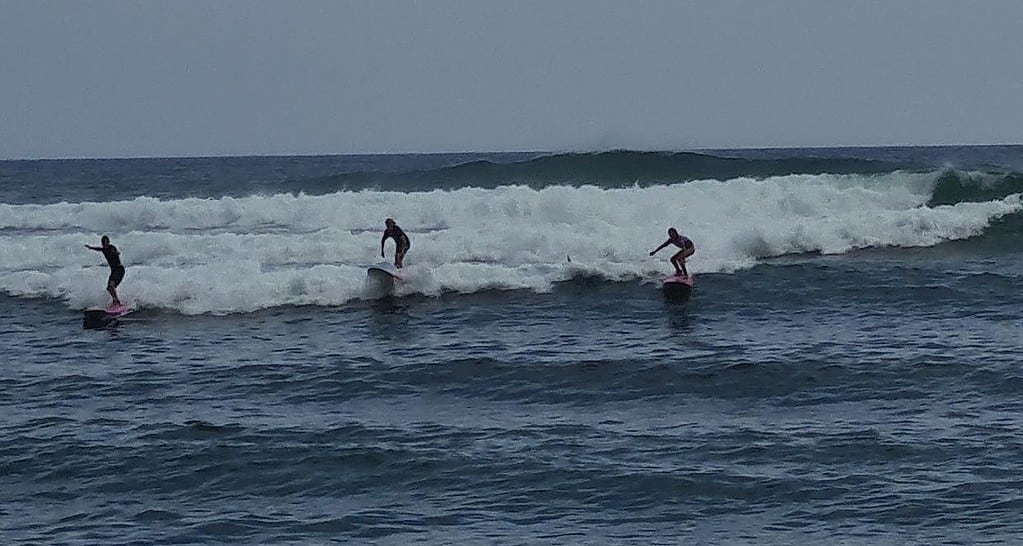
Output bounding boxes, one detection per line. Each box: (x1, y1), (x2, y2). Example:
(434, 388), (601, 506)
(650, 227), (695, 277)
(381, 218), (411, 269)
(85, 235), (124, 307)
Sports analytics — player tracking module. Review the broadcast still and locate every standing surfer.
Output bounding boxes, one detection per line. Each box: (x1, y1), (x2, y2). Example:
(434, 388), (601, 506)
(85, 235), (124, 307)
(650, 227), (695, 277)
(381, 218), (411, 269)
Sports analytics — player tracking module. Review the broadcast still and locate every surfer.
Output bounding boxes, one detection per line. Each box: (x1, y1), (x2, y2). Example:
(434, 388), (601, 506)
(381, 218), (411, 269)
(85, 235), (124, 307)
(650, 228), (695, 277)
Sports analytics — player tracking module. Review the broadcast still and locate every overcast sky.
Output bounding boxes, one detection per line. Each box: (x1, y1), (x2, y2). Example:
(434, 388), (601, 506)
(2, 1), (1022, 159)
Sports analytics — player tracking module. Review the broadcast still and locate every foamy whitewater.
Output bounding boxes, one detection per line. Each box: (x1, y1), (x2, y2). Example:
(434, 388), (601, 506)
(2, 170), (1018, 314)
(3, 148), (1023, 544)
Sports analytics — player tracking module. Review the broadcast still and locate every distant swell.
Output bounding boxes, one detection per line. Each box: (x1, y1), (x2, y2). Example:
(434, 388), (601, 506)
(4, 148), (1020, 205)
(315, 150), (907, 192)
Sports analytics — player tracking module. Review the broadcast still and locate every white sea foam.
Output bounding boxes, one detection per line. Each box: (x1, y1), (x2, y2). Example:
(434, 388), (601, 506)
(0, 171), (1019, 314)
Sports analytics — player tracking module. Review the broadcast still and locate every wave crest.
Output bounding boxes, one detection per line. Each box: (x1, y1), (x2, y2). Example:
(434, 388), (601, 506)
(2, 170), (1019, 314)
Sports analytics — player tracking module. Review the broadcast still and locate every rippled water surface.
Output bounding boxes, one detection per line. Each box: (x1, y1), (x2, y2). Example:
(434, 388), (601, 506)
(5, 247), (1023, 544)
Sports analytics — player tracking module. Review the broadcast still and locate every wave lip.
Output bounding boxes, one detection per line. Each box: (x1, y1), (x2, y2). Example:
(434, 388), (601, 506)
(928, 169), (1023, 206)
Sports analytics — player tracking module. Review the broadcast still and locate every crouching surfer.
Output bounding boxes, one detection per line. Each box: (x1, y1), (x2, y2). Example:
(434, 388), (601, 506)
(650, 227), (694, 277)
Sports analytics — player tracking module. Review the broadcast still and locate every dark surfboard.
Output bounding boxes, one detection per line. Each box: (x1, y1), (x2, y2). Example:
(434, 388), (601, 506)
(661, 274), (694, 301)
(366, 267), (403, 297)
(367, 267), (403, 282)
(83, 303), (133, 329)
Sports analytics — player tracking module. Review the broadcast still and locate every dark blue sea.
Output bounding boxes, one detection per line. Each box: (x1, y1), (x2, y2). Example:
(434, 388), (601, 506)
(2, 147), (1022, 544)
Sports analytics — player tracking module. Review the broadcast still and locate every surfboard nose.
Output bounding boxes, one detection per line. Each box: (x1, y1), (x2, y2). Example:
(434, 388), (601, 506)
(83, 309), (117, 329)
(661, 274), (694, 302)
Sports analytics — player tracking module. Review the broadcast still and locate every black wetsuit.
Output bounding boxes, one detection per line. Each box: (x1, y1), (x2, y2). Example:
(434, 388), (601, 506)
(102, 245), (125, 287)
(382, 226), (411, 254)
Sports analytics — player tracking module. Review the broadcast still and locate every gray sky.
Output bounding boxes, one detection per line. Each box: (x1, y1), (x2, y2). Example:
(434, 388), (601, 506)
(3, 1), (1022, 159)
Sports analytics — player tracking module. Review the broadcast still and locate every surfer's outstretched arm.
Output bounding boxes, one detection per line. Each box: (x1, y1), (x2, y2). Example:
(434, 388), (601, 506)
(85, 244), (102, 251)
(649, 240), (670, 256)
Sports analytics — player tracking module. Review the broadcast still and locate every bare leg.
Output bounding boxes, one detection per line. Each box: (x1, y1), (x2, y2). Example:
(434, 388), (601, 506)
(107, 283), (121, 306)
(671, 251), (686, 276)
(672, 248), (694, 277)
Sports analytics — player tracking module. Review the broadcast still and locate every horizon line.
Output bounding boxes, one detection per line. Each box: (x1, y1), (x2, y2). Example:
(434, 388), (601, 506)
(2, 142), (1022, 162)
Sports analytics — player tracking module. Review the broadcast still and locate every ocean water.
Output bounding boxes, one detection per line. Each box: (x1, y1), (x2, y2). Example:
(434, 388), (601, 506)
(2, 147), (1022, 544)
